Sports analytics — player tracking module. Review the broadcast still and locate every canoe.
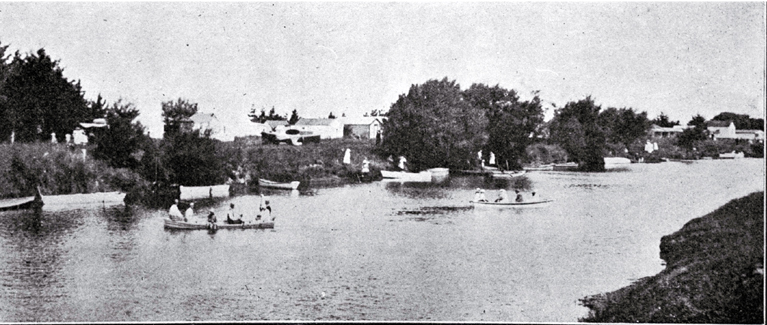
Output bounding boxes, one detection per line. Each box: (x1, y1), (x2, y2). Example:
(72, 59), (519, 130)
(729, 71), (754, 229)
(523, 164), (554, 171)
(259, 178), (300, 190)
(489, 170), (527, 179)
(0, 187), (43, 212)
(552, 162), (578, 171)
(164, 219), (274, 230)
(470, 199), (553, 208)
(380, 170), (432, 182)
(42, 191), (126, 211)
(719, 151), (744, 159)
(179, 185), (230, 201)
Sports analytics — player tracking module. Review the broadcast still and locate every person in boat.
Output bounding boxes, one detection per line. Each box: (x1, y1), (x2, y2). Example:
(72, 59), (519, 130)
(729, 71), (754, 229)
(226, 203), (243, 224)
(168, 199), (184, 221)
(495, 189), (508, 203)
(361, 157), (370, 174)
(207, 209), (217, 230)
(515, 190), (524, 203)
(184, 202), (195, 221)
(397, 156), (408, 171)
(258, 194), (273, 222)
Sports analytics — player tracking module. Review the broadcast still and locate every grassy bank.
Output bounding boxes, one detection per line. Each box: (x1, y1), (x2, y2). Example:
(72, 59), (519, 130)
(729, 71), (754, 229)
(0, 143), (145, 199)
(579, 192), (764, 323)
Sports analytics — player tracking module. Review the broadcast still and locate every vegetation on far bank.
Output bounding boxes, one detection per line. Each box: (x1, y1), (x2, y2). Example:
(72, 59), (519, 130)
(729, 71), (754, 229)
(579, 192), (764, 323)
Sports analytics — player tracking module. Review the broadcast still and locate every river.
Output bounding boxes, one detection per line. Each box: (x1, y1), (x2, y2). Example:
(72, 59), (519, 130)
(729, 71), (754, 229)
(0, 158), (763, 322)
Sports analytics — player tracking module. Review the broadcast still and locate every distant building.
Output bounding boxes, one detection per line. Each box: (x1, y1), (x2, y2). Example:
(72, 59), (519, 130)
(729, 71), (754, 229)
(650, 124), (688, 138)
(294, 118), (344, 139)
(189, 112), (233, 142)
(706, 120), (763, 142)
(343, 117), (384, 139)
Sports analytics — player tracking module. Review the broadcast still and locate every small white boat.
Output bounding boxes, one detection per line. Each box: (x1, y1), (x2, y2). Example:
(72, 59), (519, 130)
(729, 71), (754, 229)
(258, 179), (300, 190)
(470, 199), (553, 208)
(523, 164), (554, 171)
(552, 162), (578, 171)
(490, 170), (527, 179)
(380, 170), (432, 182)
(719, 151), (744, 159)
(179, 185), (230, 201)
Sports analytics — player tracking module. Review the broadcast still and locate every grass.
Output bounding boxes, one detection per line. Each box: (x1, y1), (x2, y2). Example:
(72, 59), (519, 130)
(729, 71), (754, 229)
(579, 191), (764, 323)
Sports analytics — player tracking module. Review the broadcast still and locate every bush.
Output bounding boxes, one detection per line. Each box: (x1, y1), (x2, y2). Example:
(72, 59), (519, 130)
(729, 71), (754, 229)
(524, 143), (568, 165)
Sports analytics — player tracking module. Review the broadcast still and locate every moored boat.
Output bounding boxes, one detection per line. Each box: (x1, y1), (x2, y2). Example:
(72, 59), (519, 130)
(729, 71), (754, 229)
(489, 170), (527, 179)
(380, 170), (433, 182)
(552, 162), (578, 171)
(164, 219), (274, 230)
(179, 185), (230, 201)
(0, 187), (43, 212)
(470, 199), (553, 208)
(523, 164), (554, 171)
(43, 191), (126, 211)
(259, 178), (300, 190)
(719, 151), (744, 159)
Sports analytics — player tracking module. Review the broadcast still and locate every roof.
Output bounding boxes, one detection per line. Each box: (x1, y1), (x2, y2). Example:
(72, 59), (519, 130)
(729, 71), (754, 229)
(707, 120), (732, 128)
(265, 120), (289, 128)
(190, 113), (217, 125)
(736, 130), (764, 134)
(295, 118), (340, 126)
(343, 116), (383, 125)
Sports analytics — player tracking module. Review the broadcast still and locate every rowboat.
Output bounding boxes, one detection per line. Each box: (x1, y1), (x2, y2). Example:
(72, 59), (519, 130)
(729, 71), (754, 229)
(523, 164), (554, 171)
(604, 157), (632, 169)
(0, 187), (43, 212)
(552, 162), (578, 171)
(42, 191), (125, 211)
(164, 219), (274, 230)
(259, 178), (300, 190)
(719, 151), (744, 159)
(470, 199), (553, 208)
(489, 170), (527, 179)
(179, 185), (230, 201)
(380, 170), (433, 182)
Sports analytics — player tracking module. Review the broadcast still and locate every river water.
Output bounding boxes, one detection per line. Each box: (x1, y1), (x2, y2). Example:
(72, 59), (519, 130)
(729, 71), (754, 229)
(0, 158), (763, 322)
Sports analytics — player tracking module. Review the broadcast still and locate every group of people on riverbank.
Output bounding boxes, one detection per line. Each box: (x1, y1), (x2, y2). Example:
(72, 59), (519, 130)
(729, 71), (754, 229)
(167, 194), (274, 227)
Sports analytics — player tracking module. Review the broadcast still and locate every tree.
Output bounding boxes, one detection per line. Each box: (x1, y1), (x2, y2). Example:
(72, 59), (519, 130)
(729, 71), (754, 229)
(464, 84), (544, 169)
(711, 112), (764, 131)
(164, 130), (227, 186)
(0, 41), (17, 142)
(598, 107), (650, 149)
(687, 114), (707, 128)
(92, 99), (148, 169)
(382, 77), (488, 171)
(161, 98), (198, 138)
(549, 96), (606, 171)
(1, 48), (92, 143)
(650, 112), (680, 128)
(288, 109), (300, 125)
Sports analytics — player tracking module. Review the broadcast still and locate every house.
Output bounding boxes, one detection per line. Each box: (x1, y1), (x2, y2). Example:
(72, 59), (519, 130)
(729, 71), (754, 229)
(706, 121), (736, 140)
(650, 124), (688, 138)
(734, 129), (765, 142)
(293, 118), (344, 139)
(343, 116), (384, 139)
(189, 112), (233, 142)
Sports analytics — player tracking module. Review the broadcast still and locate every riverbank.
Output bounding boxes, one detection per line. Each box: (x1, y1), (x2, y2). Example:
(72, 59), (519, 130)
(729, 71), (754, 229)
(579, 191), (764, 323)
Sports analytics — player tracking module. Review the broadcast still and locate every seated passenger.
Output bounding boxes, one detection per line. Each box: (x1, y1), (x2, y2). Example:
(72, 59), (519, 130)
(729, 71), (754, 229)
(207, 209), (217, 230)
(184, 202), (195, 221)
(168, 199), (184, 221)
(226, 203), (243, 224)
(515, 190), (524, 203)
(495, 189), (508, 203)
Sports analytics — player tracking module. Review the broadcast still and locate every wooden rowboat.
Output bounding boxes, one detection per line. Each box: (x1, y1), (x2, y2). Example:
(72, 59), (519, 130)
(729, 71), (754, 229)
(380, 170), (432, 182)
(470, 199), (553, 208)
(489, 170), (527, 179)
(259, 179), (300, 190)
(0, 187), (43, 212)
(164, 219), (274, 230)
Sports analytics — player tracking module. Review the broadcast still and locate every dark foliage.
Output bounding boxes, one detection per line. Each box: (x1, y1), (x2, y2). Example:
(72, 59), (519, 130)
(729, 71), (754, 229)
(549, 96), (606, 171)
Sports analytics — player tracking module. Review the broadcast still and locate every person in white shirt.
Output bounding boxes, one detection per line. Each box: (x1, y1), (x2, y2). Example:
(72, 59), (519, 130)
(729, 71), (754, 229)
(184, 202), (195, 221)
(226, 203), (243, 224)
(168, 199), (184, 221)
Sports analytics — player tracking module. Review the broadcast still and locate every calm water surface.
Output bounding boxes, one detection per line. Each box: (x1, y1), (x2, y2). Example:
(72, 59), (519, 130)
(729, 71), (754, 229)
(1, 159), (763, 322)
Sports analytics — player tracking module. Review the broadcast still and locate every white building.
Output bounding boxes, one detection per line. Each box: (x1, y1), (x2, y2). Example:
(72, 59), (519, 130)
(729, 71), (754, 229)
(343, 116), (384, 139)
(293, 118), (344, 139)
(189, 112), (233, 142)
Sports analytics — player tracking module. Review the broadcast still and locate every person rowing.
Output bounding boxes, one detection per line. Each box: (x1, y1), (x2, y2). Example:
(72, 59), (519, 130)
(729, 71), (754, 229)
(207, 209), (217, 230)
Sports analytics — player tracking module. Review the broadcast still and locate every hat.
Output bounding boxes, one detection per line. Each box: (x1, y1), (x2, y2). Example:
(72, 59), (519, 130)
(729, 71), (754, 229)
(190, 202), (194, 206)
(209, 209), (215, 213)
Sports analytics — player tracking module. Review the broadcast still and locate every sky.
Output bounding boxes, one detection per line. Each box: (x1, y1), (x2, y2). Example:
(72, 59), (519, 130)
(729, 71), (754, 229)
(1, 2), (765, 138)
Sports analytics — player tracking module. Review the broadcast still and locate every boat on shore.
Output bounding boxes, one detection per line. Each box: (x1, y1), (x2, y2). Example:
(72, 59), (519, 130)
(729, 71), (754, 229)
(380, 170), (433, 182)
(42, 191), (125, 211)
(470, 199), (553, 208)
(489, 170), (527, 179)
(164, 219), (274, 230)
(604, 157), (632, 169)
(259, 178), (300, 190)
(0, 187), (43, 212)
(523, 164), (554, 171)
(719, 151), (744, 159)
(552, 162), (579, 171)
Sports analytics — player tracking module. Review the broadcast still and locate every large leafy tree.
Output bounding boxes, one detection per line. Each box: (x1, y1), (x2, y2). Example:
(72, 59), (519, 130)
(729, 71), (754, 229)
(650, 112), (680, 128)
(92, 99), (148, 169)
(711, 112), (763, 130)
(598, 107), (650, 149)
(550, 96), (606, 171)
(164, 130), (227, 186)
(1, 49), (92, 143)
(382, 77), (488, 171)
(161, 98), (198, 138)
(0, 41), (17, 142)
(464, 84), (543, 169)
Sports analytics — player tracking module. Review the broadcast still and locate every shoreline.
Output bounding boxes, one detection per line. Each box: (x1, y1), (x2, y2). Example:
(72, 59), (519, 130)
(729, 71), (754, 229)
(579, 191), (764, 323)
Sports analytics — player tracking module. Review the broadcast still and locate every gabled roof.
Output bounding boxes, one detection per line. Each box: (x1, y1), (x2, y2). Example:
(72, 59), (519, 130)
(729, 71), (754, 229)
(707, 120), (732, 128)
(190, 113), (217, 125)
(295, 118), (340, 126)
(343, 116), (383, 125)
(265, 120), (289, 128)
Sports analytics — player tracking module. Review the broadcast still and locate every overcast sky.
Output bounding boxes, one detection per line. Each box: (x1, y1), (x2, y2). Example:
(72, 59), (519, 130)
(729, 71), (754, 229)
(1, 2), (764, 137)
